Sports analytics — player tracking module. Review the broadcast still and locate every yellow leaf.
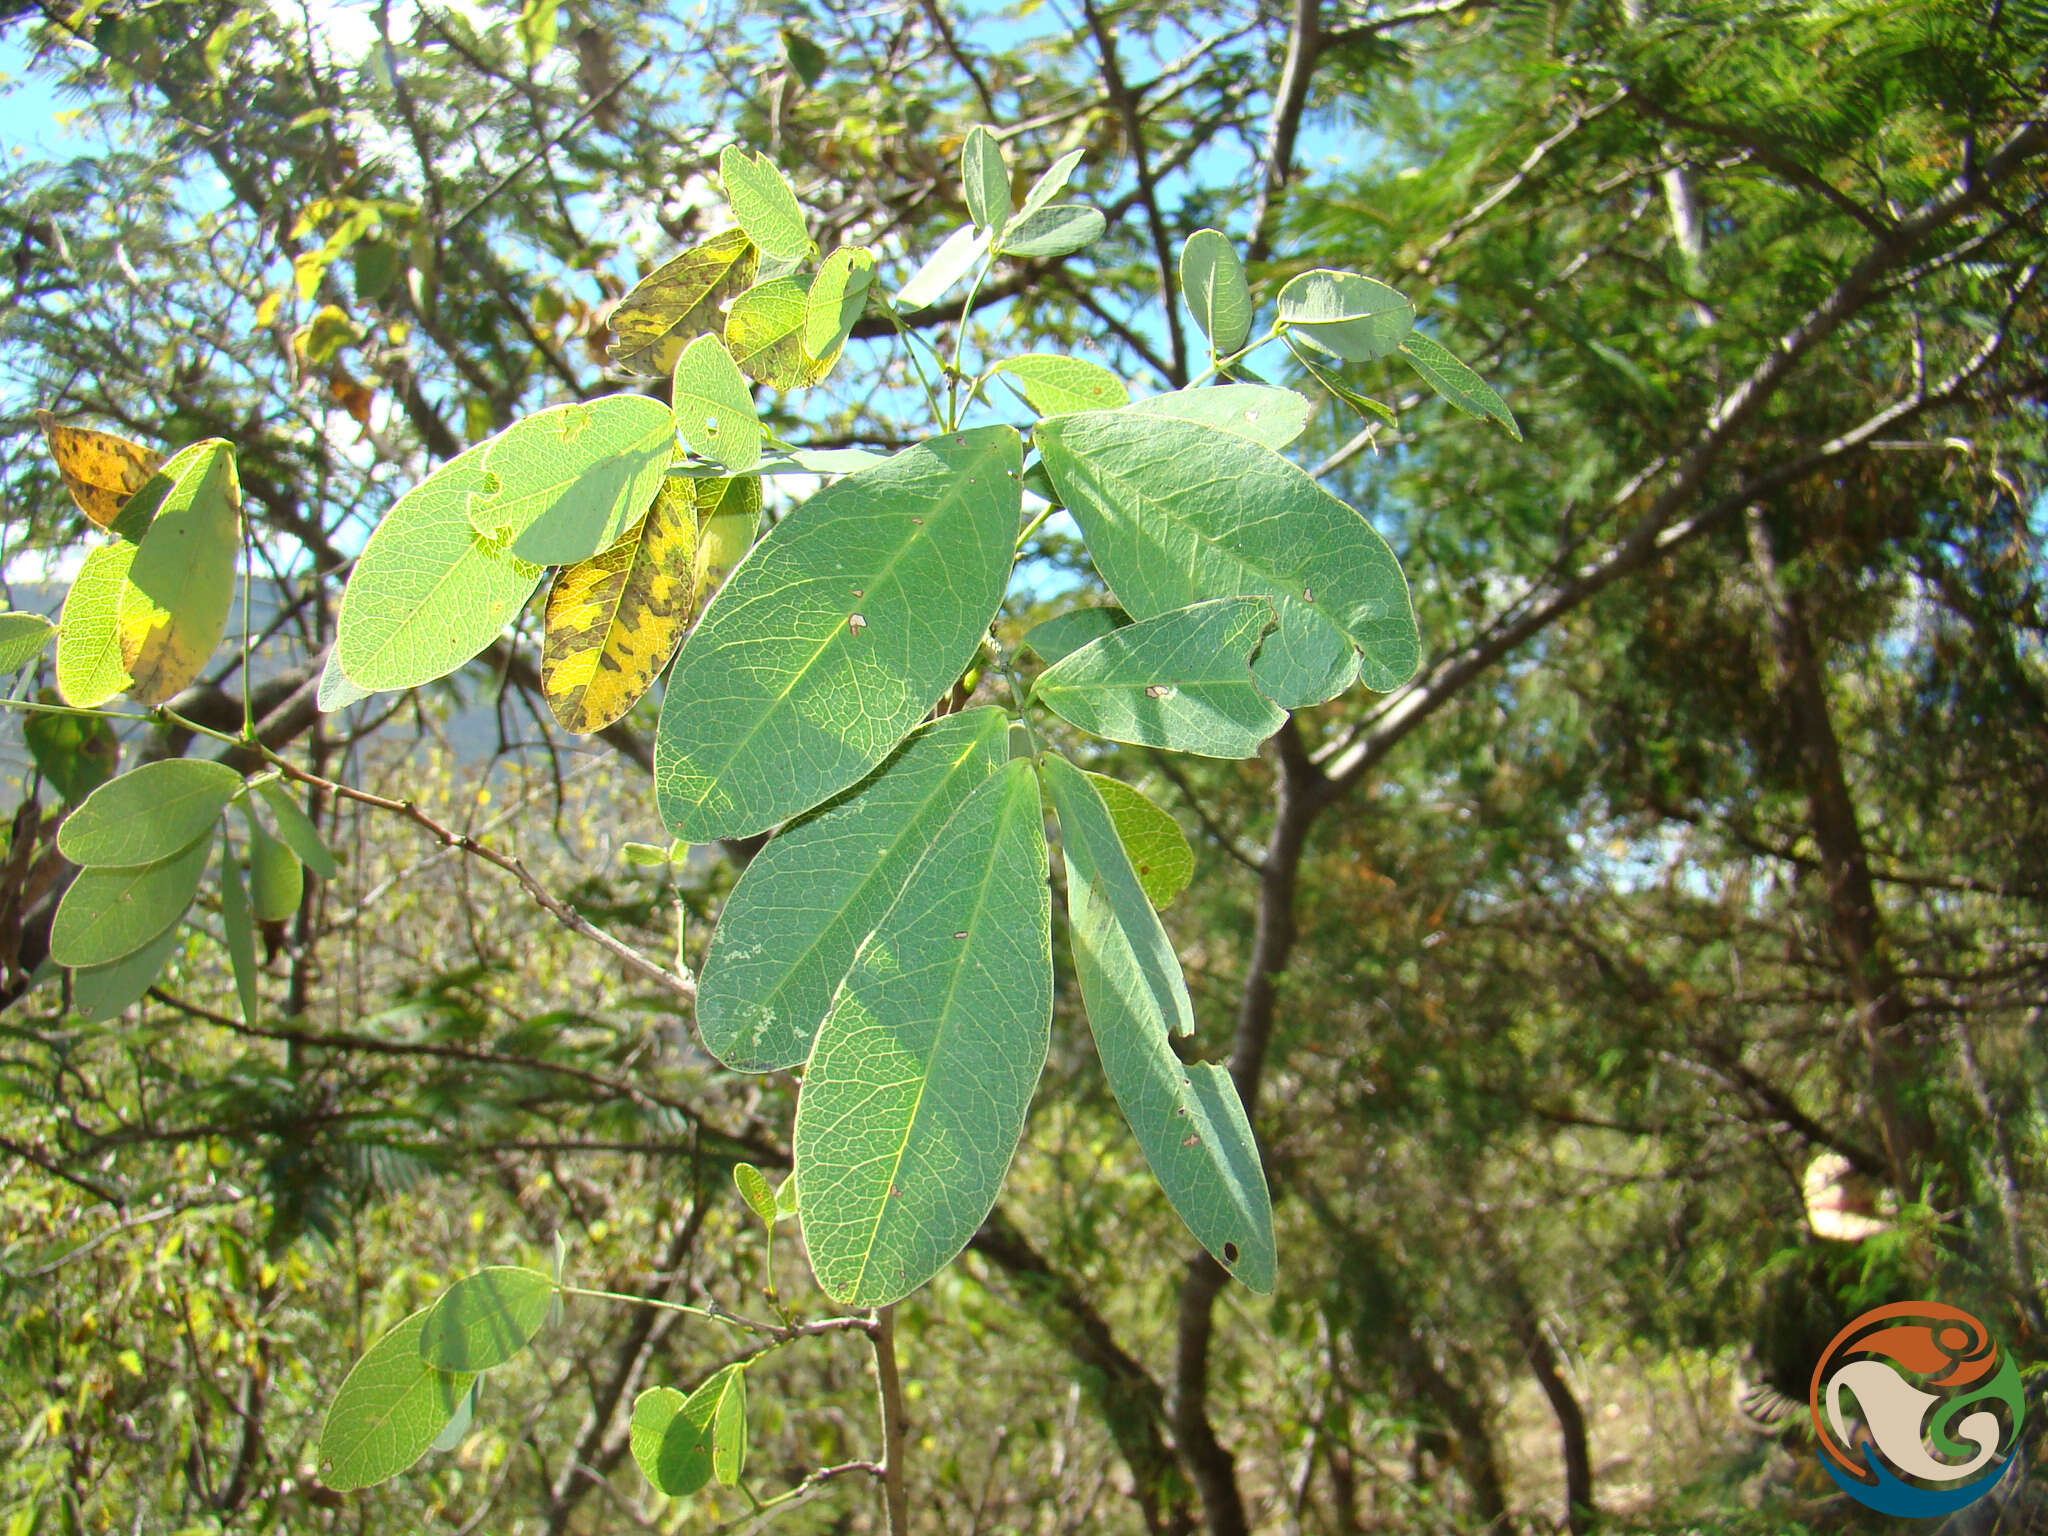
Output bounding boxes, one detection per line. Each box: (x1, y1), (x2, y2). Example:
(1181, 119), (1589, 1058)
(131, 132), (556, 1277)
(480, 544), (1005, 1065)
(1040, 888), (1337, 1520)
(607, 228), (759, 376)
(36, 411), (163, 530)
(541, 478), (700, 733)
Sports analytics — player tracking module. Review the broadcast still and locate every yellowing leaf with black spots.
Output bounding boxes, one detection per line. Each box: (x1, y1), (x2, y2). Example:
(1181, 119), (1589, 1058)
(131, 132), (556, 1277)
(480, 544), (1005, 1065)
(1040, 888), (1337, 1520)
(726, 275), (833, 390)
(116, 440), (242, 706)
(542, 478), (699, 733)
(37, 411), (164, 530)
(607, 228), (759, 377)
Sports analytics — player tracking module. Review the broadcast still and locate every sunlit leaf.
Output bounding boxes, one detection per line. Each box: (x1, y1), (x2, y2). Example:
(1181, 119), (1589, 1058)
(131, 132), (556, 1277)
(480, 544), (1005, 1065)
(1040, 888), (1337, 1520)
(418, 1267), (557, 1372)
(719, 146), (812, 261)
(733, 1163), (777, 1228)
(689, 474), (761, 607)
(1042, 755), (1274, 1292)
(471, 395), (676, 567)
(1037, 411), (1419, 705)
(712, 1367), (746, 1486)
(1398, 331), (1522, 440)
(1030, 598), (1285, 758)
(318, 1308), (475, 1492)
(0, 611), (56, 673)
(961, 125), (1010, 237)
(726, 275), (834, 390)
(608, 229), (759, 376)
(993, 354), (1129, 416)
(795, 760), (1052, 1307)
(1180, 229), (1252, 356)
(36, 411), (163, 530)
(698, 708), (1009, 1070)
(1014, 147), (1084, 228)
(541, 481), (698, 733)
(54, 541), (138, 707)
(894, 223), (990, 311)
(656, 427), (1020, 843)
(334, 442), (544, 692)
(1085, 771), (1193, 908)
(58, 757), (242, 867)
(1276, 269), (1414, 362)
(670, 336), (761, 472)
(1288, 340), (1399, 428)
(117, 439), (241, 706)
(1000, 204), (1104, 259)
(1122, 385), (1310, 450)
(516, 0), (558, 65)
(631, 1365), (746, 1498)
(803, 246), (876, 370)
(49, 829), (212, 967)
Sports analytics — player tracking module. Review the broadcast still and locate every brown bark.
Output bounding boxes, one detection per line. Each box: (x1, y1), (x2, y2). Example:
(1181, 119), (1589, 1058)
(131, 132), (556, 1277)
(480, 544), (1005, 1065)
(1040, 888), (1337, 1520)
(1502, 1276), (1593, 1535)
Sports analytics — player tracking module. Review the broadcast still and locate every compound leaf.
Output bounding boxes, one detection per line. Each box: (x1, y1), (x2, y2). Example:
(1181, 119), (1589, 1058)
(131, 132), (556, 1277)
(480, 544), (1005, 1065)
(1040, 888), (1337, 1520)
(1180, 229), (1251, 356)
(318, 1307), (475, 1492)
(794, 760), (1052, 1307)
(1086, 772), (1193, 909)
(994, 354), (1128, 416)
(334, 442), (544, 691)
(655, 427), (1019, 843)
(608, 229), (759, 376)
(1038, 411), (1418, 705)
(1042, 755), (1273, 1291)
(697, 707), (1009, 1070)
(50, 830), (212, 968)
(418, 1267), (557, 1372)
(719, 146), (812, 261)
(1030, 598), (1285, 758)
(473, 395), (676, 567)
(541, 480), (699, 733)
(58, 758), (241, 868)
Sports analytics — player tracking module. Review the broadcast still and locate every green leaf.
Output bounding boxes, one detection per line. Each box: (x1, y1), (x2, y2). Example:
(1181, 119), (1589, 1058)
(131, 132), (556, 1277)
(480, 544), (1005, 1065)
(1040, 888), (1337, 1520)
(1037, 411), (1419, 705)
(669, 447), (889, 479)
(516, 0), (558, 65)
(1000, 204), (1103, 259)
(0, 612), (55, 673)
(418, 1267), (557, 1372)
(24, 700), (117, 802)
(55, 541), (138, 708)
(70, 918), (186, 1023)
(690, 474), (761, 607)
(1180, 229), (1251, 356)
(49, 831), (212, 968)
(1287, 340), (1399, 428)
(773, 1172), (798, 1219)
(1042, 754), (1273, 1290)
(1122, 385), (1310, 450)
(631, 1365), (746, 1498)
(894, 223), (991, 311)
(1014, 147), (1084, 227)
(732, 1163), (777, 1228)
(993, 354), (1129, 416)
(719, 146), (812, 262)
(781, 27), (827, 85)
(669, 336), (762, 472)
(218, 838), (260, 1025)
(1397, 331), (1522, 440)
(713, 1367), (746, 1487)
(608, 229), (760, 376)
(961, 125), (1011, 237)
(656, 427), (1020, 843)
(316, 649), (371, 712)
(334, 442), (544, 692)
(1086, 772), (1193, 909)
(318, 1307), (476, 1492)
(1021, 605), (1126, 665)
(1031, 598), (1285, 758)
(245, 811), (304, 923)
(795, 760), (1052, 1307)
(1276, 269), (1414, 363)
(58, 758), (241, 867)
(697, 707), (1010, 1070)
(472, 395), (677, 566)
(255, 780), (337, 879)
(118, 439), (241, 706)
(726, 275), (833, 389)
(803, 246), (876, 369)
(429, 1381), (478, 1455)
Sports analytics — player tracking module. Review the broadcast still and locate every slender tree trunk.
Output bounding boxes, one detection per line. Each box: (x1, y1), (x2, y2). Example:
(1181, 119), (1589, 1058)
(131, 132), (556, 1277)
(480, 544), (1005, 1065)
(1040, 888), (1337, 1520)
(1503, 1277), (1594, 1535)
(1745, 505), (1940, 1194)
